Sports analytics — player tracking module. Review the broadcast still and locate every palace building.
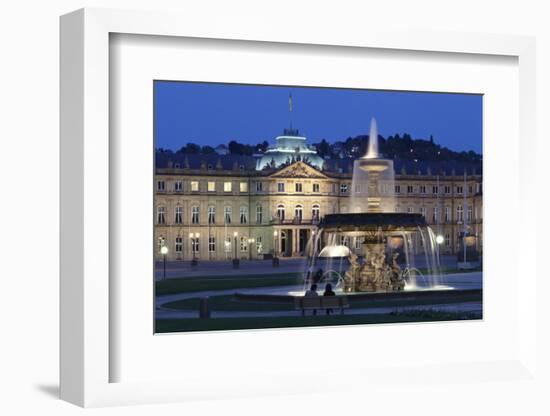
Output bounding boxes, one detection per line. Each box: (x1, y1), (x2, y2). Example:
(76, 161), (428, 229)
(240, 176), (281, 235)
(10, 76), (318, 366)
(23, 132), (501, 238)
(155, 130), (482, 261)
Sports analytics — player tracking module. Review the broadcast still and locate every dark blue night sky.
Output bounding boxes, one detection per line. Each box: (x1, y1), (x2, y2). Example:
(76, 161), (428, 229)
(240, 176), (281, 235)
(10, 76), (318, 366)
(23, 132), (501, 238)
(154, 81), (482, 154)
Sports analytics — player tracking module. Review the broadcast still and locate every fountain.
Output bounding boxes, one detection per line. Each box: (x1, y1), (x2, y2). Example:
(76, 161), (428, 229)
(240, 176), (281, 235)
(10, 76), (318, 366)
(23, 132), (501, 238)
(305, 118), (441, 293)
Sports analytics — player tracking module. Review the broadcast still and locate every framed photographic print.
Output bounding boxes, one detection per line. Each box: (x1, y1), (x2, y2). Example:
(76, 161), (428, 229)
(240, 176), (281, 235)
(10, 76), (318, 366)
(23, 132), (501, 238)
(60, 8), (538, 408)
(153, 80), (484, 334)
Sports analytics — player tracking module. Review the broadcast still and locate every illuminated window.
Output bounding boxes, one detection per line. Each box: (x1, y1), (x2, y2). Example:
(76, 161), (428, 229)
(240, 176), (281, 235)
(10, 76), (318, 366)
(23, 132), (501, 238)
(190, 181), (199, 192)
(240, 236), (248, 252)
(207, 181), (215, 192)
(224, 237), (231, 253)
(240, 182), (248, 192)
(175, 237), (183, 253)
(256, 236), (263, 254)
(224, 182), (232, 192)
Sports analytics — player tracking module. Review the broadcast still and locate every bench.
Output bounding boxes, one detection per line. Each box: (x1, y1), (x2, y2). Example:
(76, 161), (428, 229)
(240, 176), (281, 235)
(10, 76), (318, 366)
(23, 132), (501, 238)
(294, 296), (350, 316)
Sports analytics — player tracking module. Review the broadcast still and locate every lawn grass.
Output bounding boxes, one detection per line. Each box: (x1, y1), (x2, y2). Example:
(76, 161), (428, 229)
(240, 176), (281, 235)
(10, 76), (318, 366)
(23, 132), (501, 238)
(161, 291), (482, 312)
(155, 310), (481, 333)
(156, 272), (302, 295)
(156, 267), (481, 296)
(417, 266), (482, 275)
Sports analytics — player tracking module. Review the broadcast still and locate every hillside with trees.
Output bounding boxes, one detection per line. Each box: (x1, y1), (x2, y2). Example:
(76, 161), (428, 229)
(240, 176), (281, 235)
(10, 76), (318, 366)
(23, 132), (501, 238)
(157, 133), (481, 163)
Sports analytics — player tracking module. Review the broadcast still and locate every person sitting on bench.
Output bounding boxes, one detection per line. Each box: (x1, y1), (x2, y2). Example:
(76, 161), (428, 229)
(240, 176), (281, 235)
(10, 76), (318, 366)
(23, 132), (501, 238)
(323, 283), (336, 315)
(304, 284), (319, 315)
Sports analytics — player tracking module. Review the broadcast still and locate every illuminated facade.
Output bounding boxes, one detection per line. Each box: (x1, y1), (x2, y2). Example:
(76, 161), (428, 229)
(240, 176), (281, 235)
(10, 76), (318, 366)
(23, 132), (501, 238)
(155, 148), (483, 261)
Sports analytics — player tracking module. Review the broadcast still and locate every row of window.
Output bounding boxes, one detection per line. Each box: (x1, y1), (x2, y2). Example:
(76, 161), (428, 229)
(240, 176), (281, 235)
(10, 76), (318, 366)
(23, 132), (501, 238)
(160, 236), (263, 254)
(158, 203), (478, 225)
(158, 179), (482, 196)
(404, 205), (476, 223)
(157, 204), (322, 225)
(157, 180), (323, 194)
(395, 183), (481, 195)
(169, 162), (247, 171)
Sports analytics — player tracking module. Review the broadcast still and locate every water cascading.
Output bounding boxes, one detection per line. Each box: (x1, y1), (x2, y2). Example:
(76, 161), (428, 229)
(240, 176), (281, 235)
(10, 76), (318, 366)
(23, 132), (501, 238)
(305, 117), (442, 293)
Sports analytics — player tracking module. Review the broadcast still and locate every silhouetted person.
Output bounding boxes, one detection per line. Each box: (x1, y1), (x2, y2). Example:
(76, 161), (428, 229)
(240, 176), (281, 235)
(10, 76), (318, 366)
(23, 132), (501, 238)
(323, 283), (335, 296)
(323, 283), (336, 315)
(305, 284), (319, 297)
(304, 284), (319, 316)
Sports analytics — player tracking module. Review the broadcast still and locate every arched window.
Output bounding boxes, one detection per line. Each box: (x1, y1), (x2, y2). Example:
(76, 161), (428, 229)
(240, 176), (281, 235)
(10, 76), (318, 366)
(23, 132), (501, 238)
(294, 204), (303, 222)
(277, 204), (285, 221)
(224, 206), (232, 224)
(208, 206), (215, 224)
(157, 206), (165, 224)
(191, 206), (200, 224)
(312, 204), (320, 222)
(175, 206), (183, 224)
(240, 206), (248, 224)
(457, 205), (463, 222)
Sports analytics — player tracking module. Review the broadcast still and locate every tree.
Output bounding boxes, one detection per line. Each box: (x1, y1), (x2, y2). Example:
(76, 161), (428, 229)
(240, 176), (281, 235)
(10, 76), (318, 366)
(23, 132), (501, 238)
(179, 143), (200, 154)
(315, 139), (331, 157)
(201, 145), (215, 154)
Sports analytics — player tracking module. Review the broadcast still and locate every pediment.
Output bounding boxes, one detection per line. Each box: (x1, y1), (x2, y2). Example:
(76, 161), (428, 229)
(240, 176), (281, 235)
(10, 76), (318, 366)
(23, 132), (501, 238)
(269, 161), (328, 179)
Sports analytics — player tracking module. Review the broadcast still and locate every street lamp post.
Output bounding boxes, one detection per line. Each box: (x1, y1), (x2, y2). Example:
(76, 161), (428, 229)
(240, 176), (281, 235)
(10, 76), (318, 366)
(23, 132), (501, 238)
(232, 231), (239, 269)
(160, 245), (169, 280)
(272, 230), (279, 267)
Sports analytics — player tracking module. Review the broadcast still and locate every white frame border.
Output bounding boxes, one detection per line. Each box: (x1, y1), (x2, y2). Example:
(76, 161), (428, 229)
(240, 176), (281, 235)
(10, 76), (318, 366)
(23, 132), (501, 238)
(60, 8), (537, 407)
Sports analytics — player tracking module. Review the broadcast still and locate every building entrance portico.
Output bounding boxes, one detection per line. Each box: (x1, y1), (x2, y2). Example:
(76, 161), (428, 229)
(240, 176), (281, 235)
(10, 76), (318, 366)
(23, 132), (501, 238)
(276, 227), (314, 257)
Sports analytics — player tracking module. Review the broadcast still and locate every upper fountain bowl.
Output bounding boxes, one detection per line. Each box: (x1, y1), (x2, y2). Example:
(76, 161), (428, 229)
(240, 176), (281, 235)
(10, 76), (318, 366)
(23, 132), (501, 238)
(357, 157), (391, 173)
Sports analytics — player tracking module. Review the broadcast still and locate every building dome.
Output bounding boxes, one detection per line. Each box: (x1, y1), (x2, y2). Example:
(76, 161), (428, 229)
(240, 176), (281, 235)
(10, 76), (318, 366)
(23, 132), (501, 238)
(256, 128), (324, 170)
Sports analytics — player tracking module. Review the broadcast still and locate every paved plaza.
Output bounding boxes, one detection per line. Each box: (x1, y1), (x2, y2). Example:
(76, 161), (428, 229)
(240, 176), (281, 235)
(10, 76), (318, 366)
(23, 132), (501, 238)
(155, 254), (463, 280)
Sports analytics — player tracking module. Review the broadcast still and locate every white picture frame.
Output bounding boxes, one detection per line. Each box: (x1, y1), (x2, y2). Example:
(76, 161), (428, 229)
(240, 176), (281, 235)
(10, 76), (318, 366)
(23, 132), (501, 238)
(60, 8), (538, 408)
